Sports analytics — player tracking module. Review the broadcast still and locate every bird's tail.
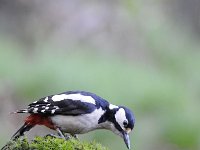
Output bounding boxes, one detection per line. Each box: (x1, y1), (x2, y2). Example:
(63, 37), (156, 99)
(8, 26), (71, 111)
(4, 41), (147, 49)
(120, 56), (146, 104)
(11, 123), (34, 140)
(10, 109), (29, 114)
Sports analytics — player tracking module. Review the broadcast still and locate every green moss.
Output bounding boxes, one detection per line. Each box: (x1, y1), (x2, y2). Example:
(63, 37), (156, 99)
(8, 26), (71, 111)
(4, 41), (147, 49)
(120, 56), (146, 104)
(2, 136), (108, 150)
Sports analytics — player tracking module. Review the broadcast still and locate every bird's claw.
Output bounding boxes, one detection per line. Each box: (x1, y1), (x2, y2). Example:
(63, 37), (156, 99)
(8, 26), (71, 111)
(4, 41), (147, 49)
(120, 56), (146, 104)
(72, 134), (79, 140)
(44, 133), (71, 140)
(45, 134), (60, 139)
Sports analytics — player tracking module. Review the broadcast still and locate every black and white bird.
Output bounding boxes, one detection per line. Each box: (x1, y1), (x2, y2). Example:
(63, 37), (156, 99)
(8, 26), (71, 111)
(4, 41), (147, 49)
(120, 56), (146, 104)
(11, 91), (135, 149)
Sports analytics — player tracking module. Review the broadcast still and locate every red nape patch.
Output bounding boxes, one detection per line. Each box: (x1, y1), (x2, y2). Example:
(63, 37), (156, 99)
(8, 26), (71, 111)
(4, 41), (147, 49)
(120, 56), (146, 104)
(25, 114), (55, 130)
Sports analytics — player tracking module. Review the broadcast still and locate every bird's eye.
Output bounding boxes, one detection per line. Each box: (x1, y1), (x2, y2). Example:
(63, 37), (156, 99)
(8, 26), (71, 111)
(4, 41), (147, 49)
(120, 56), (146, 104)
(123, 120), (128, 127)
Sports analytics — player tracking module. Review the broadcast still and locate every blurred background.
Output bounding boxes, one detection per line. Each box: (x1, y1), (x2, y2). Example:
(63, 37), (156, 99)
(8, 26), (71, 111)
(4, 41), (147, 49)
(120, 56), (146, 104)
(0, 0), (200, 149)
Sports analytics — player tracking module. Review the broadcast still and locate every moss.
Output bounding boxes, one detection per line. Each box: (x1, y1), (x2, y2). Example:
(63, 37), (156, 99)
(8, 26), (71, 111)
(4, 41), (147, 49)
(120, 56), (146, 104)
(1, 136), (108, 150)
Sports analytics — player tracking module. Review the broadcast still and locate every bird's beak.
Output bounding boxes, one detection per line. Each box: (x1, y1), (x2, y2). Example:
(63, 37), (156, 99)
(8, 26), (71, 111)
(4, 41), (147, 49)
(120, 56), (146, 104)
(123, 132), (130, 149)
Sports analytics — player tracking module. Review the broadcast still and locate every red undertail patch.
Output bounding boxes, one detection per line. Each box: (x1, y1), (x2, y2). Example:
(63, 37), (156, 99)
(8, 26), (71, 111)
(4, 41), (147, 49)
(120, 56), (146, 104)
(25, 114), (55, 130)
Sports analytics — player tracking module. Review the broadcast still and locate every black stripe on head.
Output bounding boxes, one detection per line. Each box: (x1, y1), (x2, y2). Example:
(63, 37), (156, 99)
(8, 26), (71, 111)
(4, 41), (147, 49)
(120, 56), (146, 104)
(98, 108), (123, 132)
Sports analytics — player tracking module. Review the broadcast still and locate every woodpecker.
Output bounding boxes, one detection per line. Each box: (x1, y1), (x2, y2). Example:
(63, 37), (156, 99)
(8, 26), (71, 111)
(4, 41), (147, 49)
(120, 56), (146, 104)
(11, 91), (135, 149)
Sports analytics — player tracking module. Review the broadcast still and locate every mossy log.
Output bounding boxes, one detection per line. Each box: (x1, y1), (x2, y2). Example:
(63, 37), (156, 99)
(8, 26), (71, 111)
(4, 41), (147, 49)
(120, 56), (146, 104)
(1, 136), (108, 150)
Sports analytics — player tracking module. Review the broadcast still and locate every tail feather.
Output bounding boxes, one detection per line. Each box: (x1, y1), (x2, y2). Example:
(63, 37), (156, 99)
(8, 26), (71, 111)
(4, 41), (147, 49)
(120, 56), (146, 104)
(11, 123), (34, 140)
(10, 109), (29, 114)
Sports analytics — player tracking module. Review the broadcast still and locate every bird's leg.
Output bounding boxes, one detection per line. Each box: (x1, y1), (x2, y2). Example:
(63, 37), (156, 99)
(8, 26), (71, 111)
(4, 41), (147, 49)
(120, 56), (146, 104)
(45, 134), (62, 139)
(45, 128), (68, 140)
(56, 128), (66, 139)
(45, 128), (75, 140)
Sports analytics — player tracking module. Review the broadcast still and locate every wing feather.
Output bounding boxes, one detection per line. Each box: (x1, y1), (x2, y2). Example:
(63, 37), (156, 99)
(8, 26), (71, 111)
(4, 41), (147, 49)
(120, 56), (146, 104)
(23, 97), (96, 115)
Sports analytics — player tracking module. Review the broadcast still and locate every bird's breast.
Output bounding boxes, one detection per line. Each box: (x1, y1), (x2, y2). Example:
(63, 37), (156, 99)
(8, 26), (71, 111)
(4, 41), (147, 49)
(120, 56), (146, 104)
(50, 108), (105, 134)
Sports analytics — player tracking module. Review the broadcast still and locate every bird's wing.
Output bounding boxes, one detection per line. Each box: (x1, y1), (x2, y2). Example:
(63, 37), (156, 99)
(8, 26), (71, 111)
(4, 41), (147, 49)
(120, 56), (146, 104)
(17, 95), (96, 116)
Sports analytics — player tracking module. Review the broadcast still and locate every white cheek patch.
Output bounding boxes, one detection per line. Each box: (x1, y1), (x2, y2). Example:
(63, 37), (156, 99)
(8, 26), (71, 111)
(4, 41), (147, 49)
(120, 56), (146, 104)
(52, 94), (96, 105)
(115, 108), (127, 130)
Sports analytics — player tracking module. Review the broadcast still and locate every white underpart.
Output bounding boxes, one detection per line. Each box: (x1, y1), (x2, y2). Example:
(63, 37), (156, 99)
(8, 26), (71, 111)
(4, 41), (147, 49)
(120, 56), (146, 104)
(51, 108), (105, 134)
(115, 108), (127, 130)
(41, 110), (45, 113)
(51, 94), (96, 105)
(109, 104), (119, 109)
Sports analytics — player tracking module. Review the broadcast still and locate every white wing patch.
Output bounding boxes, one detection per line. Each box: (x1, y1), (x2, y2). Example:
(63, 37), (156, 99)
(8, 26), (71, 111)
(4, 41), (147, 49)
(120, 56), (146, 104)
(45, 107), (49, 110)
(109, 104), (119, 109)
(33, 108), (38, 113)
(44, 97), (48, 102)
(52, 93), (96, 105)
(32, 101), (38, 104)
(115, 108), (127, 130)
(51, 109), (56, 114)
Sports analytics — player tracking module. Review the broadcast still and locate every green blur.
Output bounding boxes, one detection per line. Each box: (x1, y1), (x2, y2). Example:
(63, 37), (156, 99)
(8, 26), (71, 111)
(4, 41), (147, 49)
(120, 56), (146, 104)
(0, 1), (200, 150)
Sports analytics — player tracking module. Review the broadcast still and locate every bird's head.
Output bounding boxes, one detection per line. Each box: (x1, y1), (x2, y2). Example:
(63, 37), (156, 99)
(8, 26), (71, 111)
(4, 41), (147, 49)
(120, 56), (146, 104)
(99, 105), (135, 149)
(112, 106), (135, 149)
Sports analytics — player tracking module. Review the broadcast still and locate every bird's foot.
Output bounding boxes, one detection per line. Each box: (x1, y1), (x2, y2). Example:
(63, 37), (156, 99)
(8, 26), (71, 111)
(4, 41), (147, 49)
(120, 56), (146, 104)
(72, 134), (79, 140)
(44, 133), (71, 140)
(45, 134), (64, 139)
(63, 133), (71, 140)
(64, 134), (79, 140)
